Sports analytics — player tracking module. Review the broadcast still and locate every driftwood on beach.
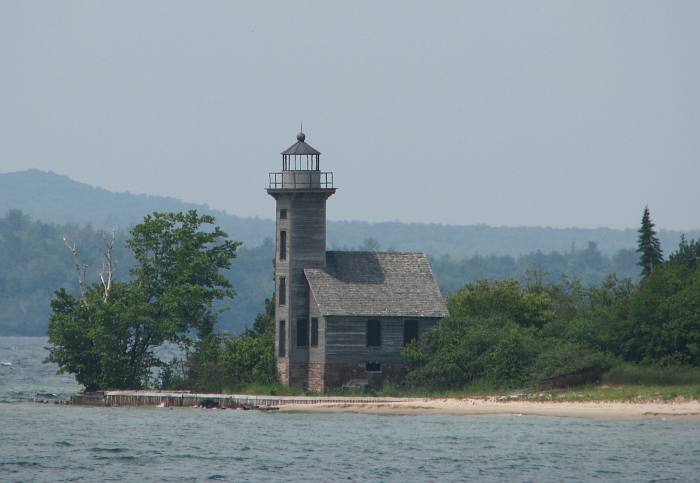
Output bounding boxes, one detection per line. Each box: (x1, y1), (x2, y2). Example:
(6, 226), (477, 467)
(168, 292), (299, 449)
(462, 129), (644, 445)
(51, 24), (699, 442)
(538, 366), (606, 390)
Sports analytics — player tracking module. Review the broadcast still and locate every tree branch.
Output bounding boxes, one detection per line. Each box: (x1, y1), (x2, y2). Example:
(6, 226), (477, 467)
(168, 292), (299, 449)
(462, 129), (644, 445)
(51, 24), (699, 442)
(63, 236), (88, 306)
(99, 228), (116, 302)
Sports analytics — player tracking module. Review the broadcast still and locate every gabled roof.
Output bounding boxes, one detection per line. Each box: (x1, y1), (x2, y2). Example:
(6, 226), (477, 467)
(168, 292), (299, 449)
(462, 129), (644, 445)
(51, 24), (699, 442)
(304, 251), (449, 318)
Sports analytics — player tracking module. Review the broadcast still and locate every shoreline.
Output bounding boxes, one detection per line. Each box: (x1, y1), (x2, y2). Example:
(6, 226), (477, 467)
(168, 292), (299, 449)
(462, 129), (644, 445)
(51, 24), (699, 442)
(59, 390), (700, 419)
(278, 397), (700, 419)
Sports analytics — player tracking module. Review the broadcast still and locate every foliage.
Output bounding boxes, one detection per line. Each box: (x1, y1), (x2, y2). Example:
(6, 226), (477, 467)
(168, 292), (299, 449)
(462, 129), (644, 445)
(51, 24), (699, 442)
(1, 210), (661, 337)
(164, 296), (277, 392)
(46, 211), (239, 391)
(0, 210), (274, 336)
(405, 231), (700, 391)
(637, 206), (664, 277)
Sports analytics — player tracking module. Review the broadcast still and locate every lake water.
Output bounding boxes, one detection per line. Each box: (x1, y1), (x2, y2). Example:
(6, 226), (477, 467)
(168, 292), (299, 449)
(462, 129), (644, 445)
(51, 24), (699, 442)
(2, 337), (700, 482)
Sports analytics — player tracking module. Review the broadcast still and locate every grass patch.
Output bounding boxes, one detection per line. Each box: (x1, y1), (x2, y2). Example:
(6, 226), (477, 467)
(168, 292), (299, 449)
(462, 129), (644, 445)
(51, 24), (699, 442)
(603, 364), (700, 386)
(323, 382), (510, 399)
(533, 384), (700, 402)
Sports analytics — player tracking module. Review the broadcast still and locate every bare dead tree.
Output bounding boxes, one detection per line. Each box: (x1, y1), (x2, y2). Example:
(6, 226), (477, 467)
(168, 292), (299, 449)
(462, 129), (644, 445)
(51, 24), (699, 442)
(99, 228), (116, 302)
(63, 236), (88, 306)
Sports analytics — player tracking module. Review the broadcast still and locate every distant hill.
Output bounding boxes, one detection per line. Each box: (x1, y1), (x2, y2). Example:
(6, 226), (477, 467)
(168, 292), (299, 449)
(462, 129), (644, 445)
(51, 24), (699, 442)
(1, 169), (697, 257)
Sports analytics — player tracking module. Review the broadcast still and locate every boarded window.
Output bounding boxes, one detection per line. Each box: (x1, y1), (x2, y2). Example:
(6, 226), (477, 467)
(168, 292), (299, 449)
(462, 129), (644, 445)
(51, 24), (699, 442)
(310, 318), (319, 347)
(279, 231), (287, 260)
(403, 320), (418, 346)
(279, 277), (286, 305)
(278, 320), (286, 357)
(279, 209), (287, 220)
(366, 362), (381, 372)
(367, 319), (381, 347)
(296, 318), (308, 347)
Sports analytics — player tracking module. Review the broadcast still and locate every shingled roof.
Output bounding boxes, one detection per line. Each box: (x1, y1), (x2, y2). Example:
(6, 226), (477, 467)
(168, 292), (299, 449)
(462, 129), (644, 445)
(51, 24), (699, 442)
(304, 251), (449, 318)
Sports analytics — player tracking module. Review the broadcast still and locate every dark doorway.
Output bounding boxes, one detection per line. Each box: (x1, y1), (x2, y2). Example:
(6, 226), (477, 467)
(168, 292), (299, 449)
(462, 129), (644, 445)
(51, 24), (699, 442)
(296, 318), (308, 347)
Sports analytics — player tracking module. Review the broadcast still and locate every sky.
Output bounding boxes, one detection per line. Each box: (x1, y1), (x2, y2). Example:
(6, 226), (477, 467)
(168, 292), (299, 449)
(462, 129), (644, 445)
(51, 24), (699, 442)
(1, 1), (698, 230)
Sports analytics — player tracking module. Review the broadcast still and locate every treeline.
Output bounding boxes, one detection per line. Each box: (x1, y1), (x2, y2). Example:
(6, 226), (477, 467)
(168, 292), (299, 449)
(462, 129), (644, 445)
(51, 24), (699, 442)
(0, 209), (669, 337)
(405, 220), (700, 390)
(3, 170), (699, 257)
(0, 210), (274, 336)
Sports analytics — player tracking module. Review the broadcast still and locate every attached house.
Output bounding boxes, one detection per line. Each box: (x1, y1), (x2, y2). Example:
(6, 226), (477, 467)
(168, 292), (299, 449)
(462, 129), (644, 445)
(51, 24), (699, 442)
(267, 131), (448, 390)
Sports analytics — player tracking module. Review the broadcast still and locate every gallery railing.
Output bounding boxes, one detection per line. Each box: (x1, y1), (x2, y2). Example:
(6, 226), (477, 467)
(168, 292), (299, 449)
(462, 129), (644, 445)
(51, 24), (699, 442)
(268, 171), (334, 189)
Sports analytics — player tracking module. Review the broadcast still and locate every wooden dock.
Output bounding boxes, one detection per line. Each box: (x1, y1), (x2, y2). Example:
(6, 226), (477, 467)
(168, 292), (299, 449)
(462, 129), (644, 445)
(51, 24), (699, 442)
(70, 390), (413, 410)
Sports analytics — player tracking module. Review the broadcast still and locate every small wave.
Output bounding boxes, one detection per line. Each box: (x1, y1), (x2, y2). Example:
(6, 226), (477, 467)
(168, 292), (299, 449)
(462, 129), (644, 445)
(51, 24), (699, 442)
(91, 447), (129, 453)
(0, 362), (13, 367)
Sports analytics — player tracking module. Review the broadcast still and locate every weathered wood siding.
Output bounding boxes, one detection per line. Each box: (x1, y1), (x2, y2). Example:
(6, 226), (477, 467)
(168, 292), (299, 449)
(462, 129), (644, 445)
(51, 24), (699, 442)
(288, 192), (328, 366)
(325, 316), (440, 364)
(271, 187), (333, 388)
(274, 196), (291, 383)
(308, 290), (325, 364)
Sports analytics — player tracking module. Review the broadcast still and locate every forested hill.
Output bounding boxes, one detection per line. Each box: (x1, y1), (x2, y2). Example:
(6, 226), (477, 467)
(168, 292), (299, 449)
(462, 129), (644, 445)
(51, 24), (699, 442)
(0, 210), (652, 337)
(2, 169), (698, 257)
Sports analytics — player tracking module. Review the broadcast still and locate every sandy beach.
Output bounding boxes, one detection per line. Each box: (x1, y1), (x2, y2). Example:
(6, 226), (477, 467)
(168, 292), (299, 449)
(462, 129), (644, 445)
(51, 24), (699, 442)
(279, 397), (700, 419)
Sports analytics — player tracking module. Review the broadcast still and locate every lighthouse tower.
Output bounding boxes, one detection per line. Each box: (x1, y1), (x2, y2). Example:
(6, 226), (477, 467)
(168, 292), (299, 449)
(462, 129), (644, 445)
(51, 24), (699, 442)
(267, 129), (335, 387)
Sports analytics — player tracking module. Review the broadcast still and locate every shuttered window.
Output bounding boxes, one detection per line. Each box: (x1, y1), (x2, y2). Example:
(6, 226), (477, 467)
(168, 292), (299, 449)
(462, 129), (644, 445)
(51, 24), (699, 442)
(310, 318), (319, 347)
(403, 320), (418, 346)
(279, 230), (287, 260)
(279, 277), (286, 305)
(278, 320), (286, 357)
(367, 319), (381, 347)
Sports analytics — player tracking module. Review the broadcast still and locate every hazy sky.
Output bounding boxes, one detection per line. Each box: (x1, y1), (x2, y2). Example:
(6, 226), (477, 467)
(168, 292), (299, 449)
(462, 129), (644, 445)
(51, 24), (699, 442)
(1, 1), (698, 230)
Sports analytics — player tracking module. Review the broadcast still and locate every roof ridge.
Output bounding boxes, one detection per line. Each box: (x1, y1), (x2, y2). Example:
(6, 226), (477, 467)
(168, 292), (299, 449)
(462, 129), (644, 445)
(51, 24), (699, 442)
(326, 250), (427, 256)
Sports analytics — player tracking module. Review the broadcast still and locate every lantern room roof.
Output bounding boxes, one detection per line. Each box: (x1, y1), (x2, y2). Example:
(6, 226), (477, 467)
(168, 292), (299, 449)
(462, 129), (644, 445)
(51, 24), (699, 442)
(281, 131), (321, 156)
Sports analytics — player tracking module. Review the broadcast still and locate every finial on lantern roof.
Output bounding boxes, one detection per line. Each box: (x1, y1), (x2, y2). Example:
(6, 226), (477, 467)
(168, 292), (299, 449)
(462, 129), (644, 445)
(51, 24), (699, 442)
(281, 123), (320, 156)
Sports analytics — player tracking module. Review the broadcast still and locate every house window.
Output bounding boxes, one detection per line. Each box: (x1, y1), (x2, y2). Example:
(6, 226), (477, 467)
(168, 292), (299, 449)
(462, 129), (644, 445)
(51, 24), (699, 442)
(296, 318), (308, 347)
(279, 209), (287, 220)
(278, 277), (286, 305)
(367, 319), (381, 347)
(279, 231), (287, 260)
(310, 318), (319, 347)
(403, 320), (418, 346)
(366, 362), (381, 372)
(278, 320), (286, 357)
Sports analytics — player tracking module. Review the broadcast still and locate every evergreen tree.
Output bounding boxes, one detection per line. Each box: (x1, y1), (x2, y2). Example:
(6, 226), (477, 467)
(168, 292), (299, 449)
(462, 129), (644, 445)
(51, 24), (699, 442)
(637, 206), (663, 277)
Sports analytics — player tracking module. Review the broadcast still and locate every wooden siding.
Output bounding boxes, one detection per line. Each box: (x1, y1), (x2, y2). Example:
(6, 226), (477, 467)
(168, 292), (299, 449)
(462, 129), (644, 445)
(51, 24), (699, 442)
(274, 197), (290, 368)
(325, 316), (440, 364)
(287, 192), (328, 364)
(308, 290), (325, 364)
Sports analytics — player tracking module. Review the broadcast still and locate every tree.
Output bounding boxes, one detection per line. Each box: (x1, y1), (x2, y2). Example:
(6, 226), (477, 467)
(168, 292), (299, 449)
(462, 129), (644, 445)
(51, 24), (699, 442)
(637, 206), (663, 277)
(169, 295), (277, 392)
(46, 210), (240, 391)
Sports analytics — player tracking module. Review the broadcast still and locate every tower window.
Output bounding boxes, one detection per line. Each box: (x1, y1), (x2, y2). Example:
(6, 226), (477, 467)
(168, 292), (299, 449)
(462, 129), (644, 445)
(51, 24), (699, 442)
(279, 209), (287, 220)
(310, 318), (319, 347)
(367, 319), (381, 347)
(278, 277), (286, 305)
(403, 320), (418, 346)
(278, 320), (286, 357)
(279, 231), (287, 260)
(296, 318), (308, 347)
